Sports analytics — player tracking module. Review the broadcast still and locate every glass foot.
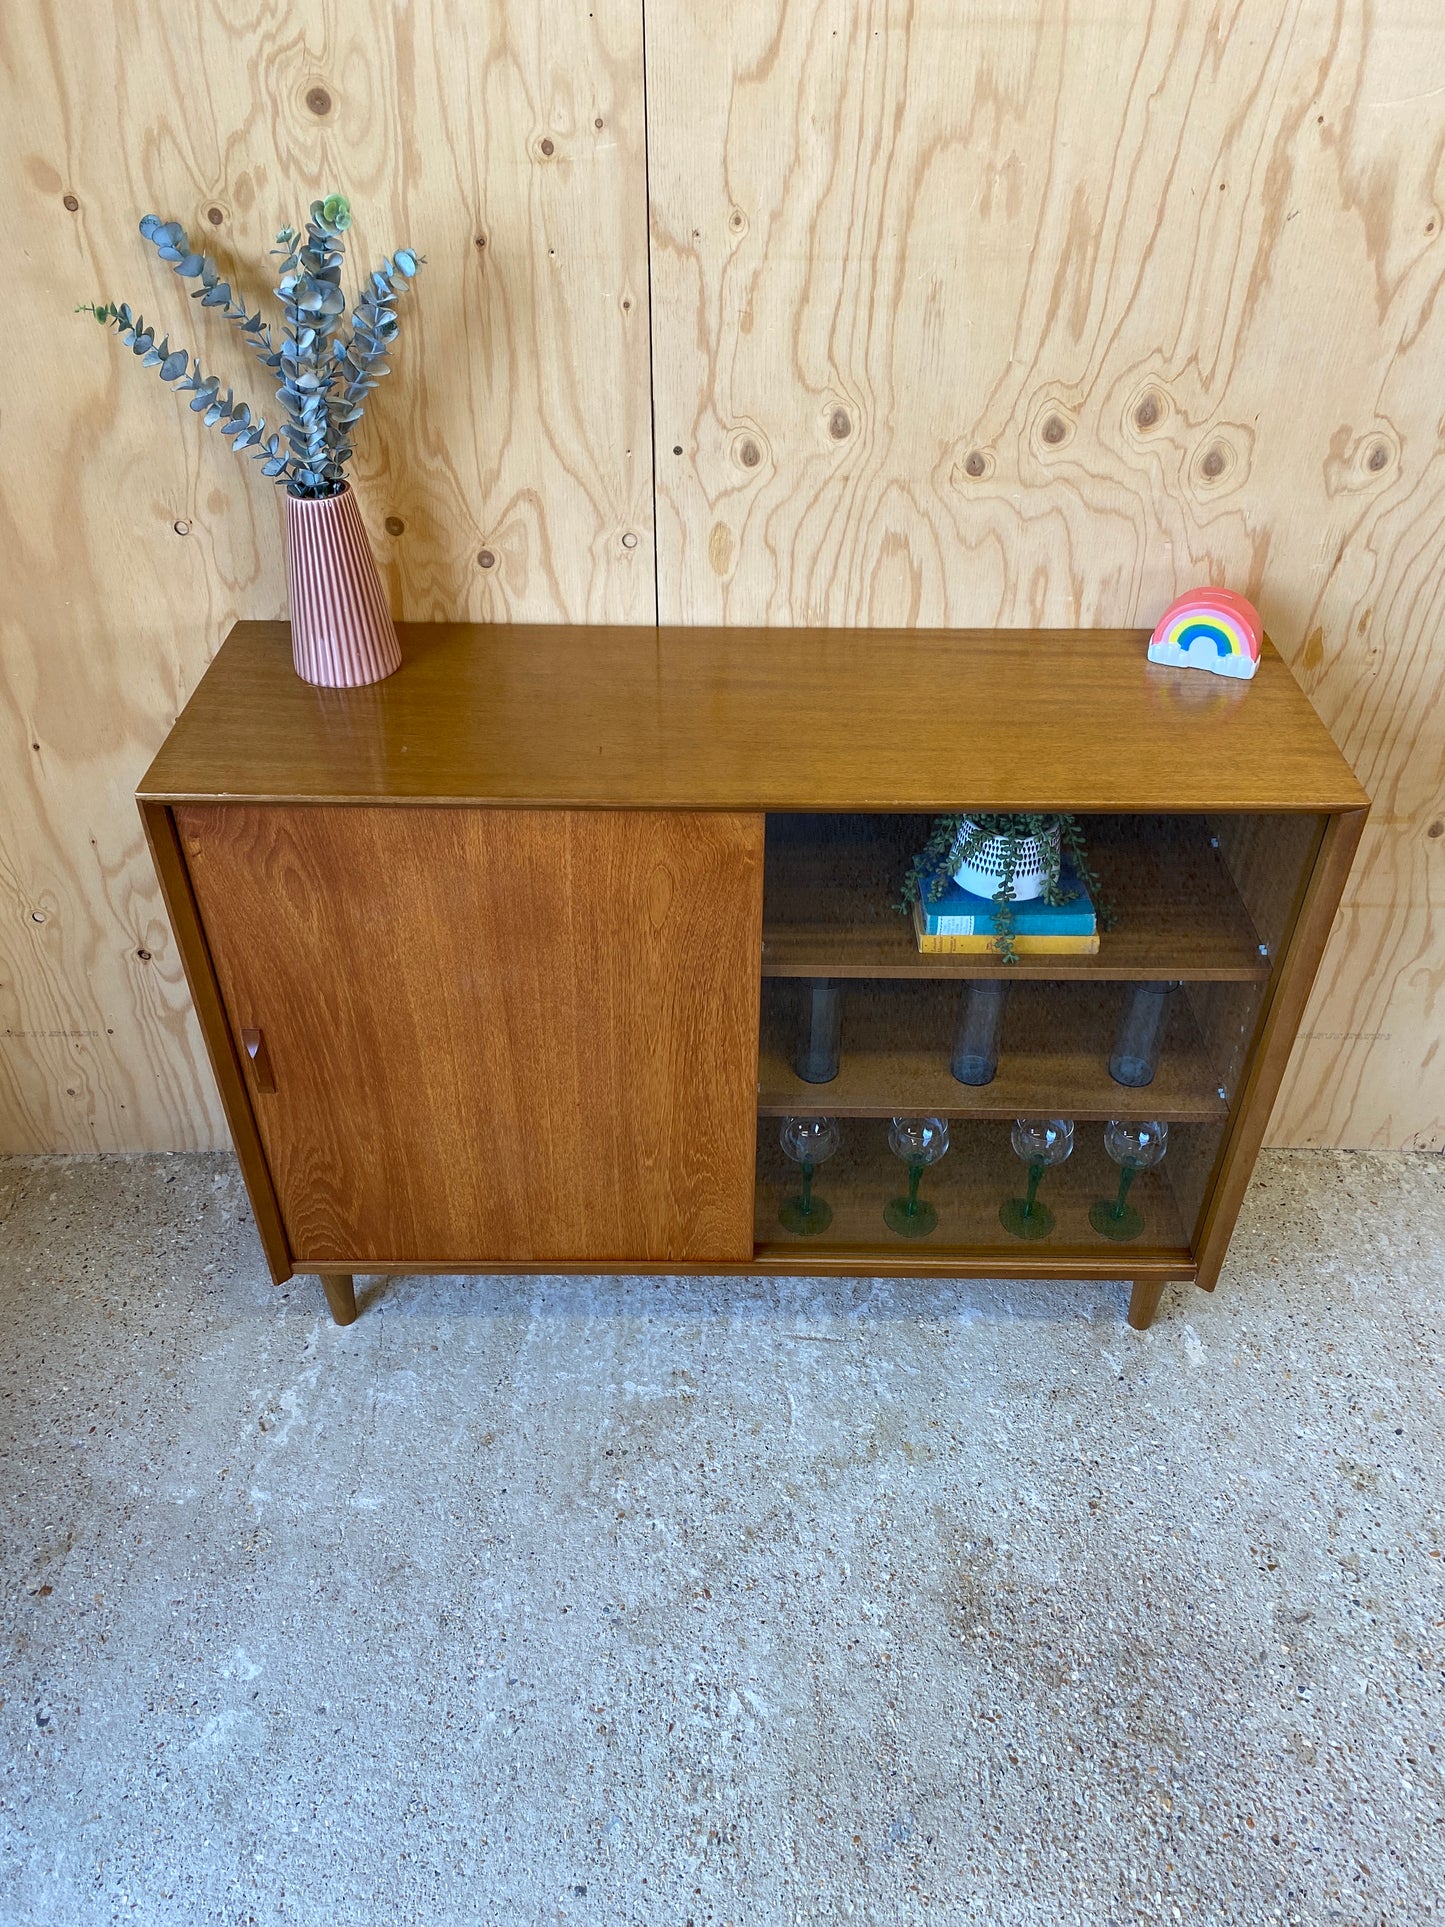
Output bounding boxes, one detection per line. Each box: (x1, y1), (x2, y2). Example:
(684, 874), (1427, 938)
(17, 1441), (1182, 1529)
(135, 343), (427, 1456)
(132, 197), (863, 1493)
(884, 1196), (938, 1238)
(1089, 1198), (1144, 1241)
(780, 1195), (833, 1236)
(1000, 1197), (1055, 1240)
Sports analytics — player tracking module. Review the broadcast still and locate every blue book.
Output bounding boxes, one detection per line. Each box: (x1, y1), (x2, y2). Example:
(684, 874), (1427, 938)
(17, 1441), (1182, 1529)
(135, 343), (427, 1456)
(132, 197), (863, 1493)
(918, 865), (1096, 937)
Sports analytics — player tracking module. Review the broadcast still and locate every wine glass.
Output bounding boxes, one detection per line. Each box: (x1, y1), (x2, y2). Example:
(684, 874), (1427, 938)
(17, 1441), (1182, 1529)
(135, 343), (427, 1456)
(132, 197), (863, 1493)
(1089, 1119), (1168, 1240)
(884, 1115), (950, 1238)
(1000, 1117), (1074, 1239)
(778, 1115), (841, 1235)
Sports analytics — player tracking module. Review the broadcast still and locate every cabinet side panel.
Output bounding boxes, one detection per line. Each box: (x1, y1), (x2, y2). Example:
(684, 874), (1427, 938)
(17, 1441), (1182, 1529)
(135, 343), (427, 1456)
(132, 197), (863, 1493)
(138, 804), (292, 1283)
(1189, 810), (1366, 1291)
(175, 805), (763, 1267)
(1169, 813), (1326, 1238)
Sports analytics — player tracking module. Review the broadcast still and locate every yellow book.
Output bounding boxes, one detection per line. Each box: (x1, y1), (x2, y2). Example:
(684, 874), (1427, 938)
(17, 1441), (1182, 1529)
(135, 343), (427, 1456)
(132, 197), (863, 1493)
(911, 902), (1100, 955)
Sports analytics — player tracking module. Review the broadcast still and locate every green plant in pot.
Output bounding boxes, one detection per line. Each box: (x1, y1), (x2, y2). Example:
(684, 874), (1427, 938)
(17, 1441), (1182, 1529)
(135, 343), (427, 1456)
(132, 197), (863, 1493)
(899, 813), (1107, 964)
(78, 194), (423, 690)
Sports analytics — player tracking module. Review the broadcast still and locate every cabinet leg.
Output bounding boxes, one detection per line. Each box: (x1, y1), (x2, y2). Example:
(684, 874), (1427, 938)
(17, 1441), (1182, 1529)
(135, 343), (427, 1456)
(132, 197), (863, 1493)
(1126, 1277), (1166, 1331)
(319, 1273), (359, 1327)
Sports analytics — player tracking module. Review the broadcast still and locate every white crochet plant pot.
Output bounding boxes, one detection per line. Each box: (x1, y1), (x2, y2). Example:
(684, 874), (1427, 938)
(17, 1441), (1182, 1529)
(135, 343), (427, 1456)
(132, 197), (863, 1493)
(952, 819), (1060, 902)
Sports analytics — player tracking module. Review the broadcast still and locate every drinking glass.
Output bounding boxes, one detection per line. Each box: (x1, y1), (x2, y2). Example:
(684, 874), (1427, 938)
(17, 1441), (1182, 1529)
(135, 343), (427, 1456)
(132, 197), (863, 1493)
(779, 1115), (841, 1234)
(1000, 1117), (1074, 1239)
(1089, 1119), (1168, 1241)
(884, 1116), (950, 1237)
(795, 979), (842, 1084)
(951, 980), (1009, 1086)
(1109, 982), (1176, 1088)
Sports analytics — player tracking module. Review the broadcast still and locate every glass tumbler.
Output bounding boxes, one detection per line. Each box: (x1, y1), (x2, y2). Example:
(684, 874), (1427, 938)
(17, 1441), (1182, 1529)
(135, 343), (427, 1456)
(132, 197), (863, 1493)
(1109, 982), (1176, 1088)
(795, 979), (842, 1085)
(951, 980), (1009, 1087)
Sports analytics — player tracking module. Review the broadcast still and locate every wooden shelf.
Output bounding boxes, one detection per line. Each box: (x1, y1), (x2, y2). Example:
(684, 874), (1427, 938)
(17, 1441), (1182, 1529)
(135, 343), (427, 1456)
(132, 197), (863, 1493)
(754, 1117), (1192, 1263)
(758, 978), (1229, 1122)
(761, 814), (1269, 981)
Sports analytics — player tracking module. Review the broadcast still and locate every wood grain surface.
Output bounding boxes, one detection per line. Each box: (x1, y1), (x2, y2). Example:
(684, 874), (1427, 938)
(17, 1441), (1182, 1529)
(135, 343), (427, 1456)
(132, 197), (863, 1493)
(757, 978), (1230, 1123)
(754, 1116), (1192, 1264)
(138, 804), (292, 1284)
(5, 0), (1439, 1153)
(1, 0), (650, 1152)
(644, 0), (1445, 1148)
(176, 805), (764, 1264)
(763, 814), (1272, 981)
(139, 621), (1364, 813)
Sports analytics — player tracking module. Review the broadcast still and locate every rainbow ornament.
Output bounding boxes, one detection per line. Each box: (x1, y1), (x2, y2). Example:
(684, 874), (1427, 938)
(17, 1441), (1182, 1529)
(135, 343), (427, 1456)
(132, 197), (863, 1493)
(1147, 588), (1262, 681)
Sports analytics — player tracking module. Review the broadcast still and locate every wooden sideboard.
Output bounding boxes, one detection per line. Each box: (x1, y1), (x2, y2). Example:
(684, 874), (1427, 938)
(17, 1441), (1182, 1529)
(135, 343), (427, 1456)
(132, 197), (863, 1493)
(138, 621), (1367, 1331)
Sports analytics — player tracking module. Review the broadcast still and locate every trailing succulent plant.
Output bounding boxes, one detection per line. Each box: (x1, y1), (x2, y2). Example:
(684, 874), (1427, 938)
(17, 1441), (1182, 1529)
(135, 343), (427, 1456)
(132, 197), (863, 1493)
(78, 194), (422, 498)
(898, 813), (1108, 963)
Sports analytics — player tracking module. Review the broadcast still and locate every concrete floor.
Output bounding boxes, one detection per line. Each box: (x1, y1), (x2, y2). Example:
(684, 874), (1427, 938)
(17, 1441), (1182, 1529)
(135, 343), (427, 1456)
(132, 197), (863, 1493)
(0, 1152), (1442, 1926)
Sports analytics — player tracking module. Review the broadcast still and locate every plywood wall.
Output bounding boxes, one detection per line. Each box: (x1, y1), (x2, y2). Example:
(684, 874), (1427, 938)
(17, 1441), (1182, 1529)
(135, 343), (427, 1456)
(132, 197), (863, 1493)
(646, 0), (1445, 1151)
(3, 0), (1443, 1152)
(1, 0), (653, 1152)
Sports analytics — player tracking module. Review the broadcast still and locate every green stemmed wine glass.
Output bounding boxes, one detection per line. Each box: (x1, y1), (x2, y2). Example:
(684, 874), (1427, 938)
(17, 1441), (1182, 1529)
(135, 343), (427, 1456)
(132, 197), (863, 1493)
(1089, 1119), (1168, 1241)
(779, 1115), (841, 1235)
(884, 1116), (950, 1237)
(1000, 1117), (1074, 1239)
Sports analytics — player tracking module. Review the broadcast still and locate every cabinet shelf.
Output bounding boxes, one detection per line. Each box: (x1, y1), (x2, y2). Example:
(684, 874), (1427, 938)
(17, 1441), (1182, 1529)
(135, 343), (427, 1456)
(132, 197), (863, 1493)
(758, 978), (1229, 1122)
(761, 814), (1268, 981)
(753, 1117), (1192, 1263)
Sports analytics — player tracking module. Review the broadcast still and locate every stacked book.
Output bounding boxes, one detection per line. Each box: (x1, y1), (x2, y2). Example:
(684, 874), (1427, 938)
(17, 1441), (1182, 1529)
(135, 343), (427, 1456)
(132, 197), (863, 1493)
(912, 866), (1098, 955)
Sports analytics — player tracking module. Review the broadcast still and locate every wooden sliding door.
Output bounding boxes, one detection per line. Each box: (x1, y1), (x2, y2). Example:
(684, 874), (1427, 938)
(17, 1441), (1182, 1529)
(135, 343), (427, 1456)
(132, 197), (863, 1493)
(176, 804), (764, 1266)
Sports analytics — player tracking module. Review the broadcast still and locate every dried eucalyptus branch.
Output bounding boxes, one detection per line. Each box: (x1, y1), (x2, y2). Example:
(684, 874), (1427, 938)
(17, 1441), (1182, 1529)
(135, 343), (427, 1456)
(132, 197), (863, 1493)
(75, 301), (285, 472)
(136, 215), (284, 377)
(78, 193), (423, 498)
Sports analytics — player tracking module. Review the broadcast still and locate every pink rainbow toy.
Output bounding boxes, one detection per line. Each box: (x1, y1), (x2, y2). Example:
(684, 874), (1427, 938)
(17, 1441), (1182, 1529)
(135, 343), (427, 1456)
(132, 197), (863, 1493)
(1147, 588), (1262, 681)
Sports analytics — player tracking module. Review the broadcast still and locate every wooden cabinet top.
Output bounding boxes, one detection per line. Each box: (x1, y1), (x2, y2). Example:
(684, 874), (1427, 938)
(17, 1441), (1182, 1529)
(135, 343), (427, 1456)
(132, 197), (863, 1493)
(138, 620), (1368, 813)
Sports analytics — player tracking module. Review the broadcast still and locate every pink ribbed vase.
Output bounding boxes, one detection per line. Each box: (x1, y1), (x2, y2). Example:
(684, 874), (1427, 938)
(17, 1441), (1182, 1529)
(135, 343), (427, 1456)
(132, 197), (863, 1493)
(285, 484), (402, 689)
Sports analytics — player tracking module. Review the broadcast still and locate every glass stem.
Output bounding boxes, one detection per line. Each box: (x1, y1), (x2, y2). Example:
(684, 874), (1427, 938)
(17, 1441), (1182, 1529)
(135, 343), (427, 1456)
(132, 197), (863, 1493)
(1024, 1161), (1044, 1218)
(800, 1161), (814, 1218)
(1112, 1162), (1137, 1220)
(906, 1162), (922, 1217)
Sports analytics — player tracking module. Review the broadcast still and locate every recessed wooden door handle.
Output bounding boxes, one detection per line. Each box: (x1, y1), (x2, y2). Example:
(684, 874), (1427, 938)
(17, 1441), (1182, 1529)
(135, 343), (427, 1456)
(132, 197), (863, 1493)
(240, 1027), (276, 1093)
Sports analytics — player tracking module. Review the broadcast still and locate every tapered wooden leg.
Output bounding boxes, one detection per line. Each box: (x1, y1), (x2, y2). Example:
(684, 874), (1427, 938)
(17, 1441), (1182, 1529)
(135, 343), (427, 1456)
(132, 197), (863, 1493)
(1127, 1277), (1166, 1331)
(319, 1273), (359, 1326)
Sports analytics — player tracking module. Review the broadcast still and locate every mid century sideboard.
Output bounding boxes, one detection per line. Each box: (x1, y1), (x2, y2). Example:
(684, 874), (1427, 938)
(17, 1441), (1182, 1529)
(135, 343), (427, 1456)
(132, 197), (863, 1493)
(138, 621), (1367, 1331)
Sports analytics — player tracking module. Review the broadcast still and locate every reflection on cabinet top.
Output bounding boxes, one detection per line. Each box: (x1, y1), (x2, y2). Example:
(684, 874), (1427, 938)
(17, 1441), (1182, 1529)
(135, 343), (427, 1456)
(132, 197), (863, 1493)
(138, 620), (1368, 814)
